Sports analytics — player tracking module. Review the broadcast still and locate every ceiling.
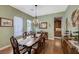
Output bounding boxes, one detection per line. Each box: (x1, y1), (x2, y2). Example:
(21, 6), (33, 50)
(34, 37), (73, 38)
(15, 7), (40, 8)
(10, 5), (68, 17)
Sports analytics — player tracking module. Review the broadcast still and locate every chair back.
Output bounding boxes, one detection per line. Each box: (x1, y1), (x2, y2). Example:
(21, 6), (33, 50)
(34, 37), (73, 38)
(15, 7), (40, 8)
(10, 36), (20, 54)
(23, 32), (27, 39)
(29, 32), (36, 38)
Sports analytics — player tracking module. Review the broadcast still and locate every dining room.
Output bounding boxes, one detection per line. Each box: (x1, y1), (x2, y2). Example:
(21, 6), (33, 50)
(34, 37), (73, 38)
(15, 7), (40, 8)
(0, 5), (64, 54)
(1, 5), (79, 54)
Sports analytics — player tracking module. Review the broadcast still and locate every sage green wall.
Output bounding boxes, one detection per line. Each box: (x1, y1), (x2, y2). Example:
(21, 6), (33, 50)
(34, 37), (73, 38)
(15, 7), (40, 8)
(37, 5), (79, 39)
(62, 5), (79, 37)
(0, 5), (33, 48)
(36, 12), (65, 40)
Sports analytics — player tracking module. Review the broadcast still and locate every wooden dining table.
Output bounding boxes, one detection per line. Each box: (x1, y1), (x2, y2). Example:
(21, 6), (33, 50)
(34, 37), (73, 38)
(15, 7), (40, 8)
(18, 34), (41, 54)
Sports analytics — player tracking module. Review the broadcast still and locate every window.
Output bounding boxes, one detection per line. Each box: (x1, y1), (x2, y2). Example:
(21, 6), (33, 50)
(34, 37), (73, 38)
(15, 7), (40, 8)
(14, 16), (23, 37)
(27, 20), (32, 32)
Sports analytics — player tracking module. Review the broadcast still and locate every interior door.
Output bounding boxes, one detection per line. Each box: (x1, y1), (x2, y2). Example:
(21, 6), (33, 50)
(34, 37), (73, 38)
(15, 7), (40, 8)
(54, 17), (62, 37)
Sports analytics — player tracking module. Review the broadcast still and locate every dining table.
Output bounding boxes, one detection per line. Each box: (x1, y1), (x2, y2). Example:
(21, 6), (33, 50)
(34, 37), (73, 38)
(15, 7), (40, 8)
(18, 34), (41, 54)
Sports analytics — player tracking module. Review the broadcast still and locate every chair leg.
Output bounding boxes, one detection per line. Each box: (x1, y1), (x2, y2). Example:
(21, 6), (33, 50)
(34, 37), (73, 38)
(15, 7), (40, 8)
(28, 48), (31, 54)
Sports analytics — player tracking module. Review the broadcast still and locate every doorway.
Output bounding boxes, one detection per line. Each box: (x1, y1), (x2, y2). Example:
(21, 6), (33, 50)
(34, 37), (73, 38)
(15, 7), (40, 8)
(54, 17), (62, 38)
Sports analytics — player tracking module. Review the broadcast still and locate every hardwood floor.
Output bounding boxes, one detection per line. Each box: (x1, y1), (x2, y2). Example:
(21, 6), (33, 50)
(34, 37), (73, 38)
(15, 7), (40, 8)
(0, 47), (12, 54)
(0, 39), (63, 54)
(40, 39), (63, 54)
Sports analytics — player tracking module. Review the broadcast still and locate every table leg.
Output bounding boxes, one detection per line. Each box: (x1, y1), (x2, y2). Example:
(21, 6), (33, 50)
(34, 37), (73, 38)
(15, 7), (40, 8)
(28, 48), (31, 54)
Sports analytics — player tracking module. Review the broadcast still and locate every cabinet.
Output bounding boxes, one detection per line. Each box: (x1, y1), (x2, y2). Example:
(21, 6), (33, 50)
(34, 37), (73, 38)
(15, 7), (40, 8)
(62, 39), (78, 54)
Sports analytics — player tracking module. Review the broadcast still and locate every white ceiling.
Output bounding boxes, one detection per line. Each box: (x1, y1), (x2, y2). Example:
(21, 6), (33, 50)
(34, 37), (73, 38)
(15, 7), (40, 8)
(10, 5), (68, 17)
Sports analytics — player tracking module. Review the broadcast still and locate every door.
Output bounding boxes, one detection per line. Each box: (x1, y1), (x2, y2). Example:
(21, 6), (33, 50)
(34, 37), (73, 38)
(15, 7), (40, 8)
(54, 17), (62, 37)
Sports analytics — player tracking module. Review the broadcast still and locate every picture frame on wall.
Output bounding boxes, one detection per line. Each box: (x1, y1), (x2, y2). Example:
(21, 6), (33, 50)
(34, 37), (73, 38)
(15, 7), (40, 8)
(71, 8), (79, 27)
(39, 22), (47, 29)
(0, 17), (13, 27)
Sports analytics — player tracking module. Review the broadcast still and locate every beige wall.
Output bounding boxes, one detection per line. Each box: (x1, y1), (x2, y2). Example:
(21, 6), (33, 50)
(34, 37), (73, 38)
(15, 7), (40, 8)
(0, 5), (33, 48)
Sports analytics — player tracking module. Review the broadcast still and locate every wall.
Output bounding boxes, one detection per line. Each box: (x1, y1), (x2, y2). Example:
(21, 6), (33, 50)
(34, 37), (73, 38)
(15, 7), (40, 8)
(36, 12), (65, 40)
(0, 5), (33, 48)
(62, 5), (79, 37)
(33, 5), (79, 40)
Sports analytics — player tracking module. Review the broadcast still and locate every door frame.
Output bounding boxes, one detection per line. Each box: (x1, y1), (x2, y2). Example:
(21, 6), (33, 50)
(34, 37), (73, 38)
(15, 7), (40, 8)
(54, 17), (62, 39)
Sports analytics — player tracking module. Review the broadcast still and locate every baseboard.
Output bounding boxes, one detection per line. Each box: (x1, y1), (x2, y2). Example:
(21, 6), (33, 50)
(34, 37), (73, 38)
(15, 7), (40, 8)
(0, 44), (11, 51)
(0, 39), (22, 51)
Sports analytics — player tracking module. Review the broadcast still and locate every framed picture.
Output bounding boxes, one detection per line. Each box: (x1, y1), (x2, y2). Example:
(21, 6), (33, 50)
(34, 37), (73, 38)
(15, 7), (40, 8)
(39, 22), (47, 29)
(71, 8), (79, 27)
(0, 17), (13, 27)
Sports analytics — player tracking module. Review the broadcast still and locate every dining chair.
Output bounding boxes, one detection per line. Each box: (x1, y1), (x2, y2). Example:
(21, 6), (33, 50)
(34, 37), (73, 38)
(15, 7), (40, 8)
(31, 35), (40, 54)
(10, 36), (28, 54)
(42, 33), (46, 47)
(30, 32), (46, 54)
(29, 31), (36, 38)
(23, 32), (27, 39)
(35, 34), (45, 54)
(42, 32), (48, 47)
(32, 33), (42, 54)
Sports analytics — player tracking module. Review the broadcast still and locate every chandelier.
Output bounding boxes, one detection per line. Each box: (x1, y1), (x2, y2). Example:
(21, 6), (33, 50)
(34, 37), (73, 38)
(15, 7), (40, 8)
(33, 5), (39, 27)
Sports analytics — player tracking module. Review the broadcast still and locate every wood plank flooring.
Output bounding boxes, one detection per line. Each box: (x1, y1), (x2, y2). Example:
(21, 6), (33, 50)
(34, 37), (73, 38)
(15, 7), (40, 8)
(0, 39), (63, 54)
(40, 39), (63, 54)
(0, 47), (12, 54)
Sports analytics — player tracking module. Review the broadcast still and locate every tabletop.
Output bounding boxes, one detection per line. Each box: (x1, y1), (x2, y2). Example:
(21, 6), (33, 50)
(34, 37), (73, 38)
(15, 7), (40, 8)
(18, 35), (40, 47)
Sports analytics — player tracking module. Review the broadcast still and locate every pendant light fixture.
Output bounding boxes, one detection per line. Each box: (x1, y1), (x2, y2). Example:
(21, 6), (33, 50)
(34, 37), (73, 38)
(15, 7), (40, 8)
(33, 5), (39, 27)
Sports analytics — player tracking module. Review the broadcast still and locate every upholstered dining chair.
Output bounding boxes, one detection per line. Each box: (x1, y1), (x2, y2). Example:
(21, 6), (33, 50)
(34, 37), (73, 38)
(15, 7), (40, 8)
(10, 36), (28, 54)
